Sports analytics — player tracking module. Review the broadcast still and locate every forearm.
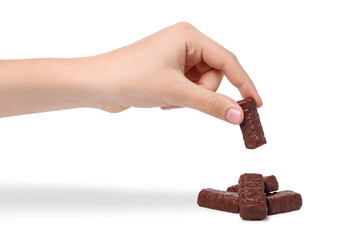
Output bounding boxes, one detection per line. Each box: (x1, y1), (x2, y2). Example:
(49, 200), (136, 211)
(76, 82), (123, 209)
(0, 57), (95, 117)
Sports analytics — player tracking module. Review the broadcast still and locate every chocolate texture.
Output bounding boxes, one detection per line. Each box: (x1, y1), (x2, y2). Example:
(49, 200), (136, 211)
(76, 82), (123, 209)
(264, 175), (279, 193)
(226, 184), (239, 192)
(238, 173), (267, 220)
(237, 98), (266, 149)
(266, 190), (302, 215)
(227, 175), (278, 193)
(197, 188), (239, 213)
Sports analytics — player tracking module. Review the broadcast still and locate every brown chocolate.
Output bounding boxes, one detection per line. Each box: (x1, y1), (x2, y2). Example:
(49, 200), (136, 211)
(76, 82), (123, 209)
(266, 190), (302, 215)
(197, 188), (239, 213)
(226, 184), (239, 192)
(237, 98), (266, 149)
(227, 175), (278, 193)
(264, 175), (279, 193)
(238, 173), (267, 220)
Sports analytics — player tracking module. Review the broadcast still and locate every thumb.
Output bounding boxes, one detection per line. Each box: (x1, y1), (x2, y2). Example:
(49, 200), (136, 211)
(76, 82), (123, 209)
(178, 81), (244, 124)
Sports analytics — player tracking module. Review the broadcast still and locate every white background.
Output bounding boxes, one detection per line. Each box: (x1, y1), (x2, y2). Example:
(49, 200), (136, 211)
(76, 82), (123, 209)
(0, 0), (338, 239)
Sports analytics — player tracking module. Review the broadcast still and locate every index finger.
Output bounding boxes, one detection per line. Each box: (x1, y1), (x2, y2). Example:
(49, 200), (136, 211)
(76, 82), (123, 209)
(190, 30), (263, 107)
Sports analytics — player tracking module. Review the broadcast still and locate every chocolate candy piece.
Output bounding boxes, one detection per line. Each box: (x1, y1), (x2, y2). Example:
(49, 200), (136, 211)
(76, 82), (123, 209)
(226, 184), (239, 192)
(266, 190), (302, 215)
(237, 98), (266, 149)
(197, 188), (239, 213)
(238, 173), (267, 220)
(227, 175), (278, 193)
(264, 175), (279, 193)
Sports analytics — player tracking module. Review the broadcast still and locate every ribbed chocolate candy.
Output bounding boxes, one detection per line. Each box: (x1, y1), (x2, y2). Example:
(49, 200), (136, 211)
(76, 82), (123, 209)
(238, 98), (266, 149)
(266, 190), (302, 215)
(227, 175), (278, 193)
(238, 173), (267, 220)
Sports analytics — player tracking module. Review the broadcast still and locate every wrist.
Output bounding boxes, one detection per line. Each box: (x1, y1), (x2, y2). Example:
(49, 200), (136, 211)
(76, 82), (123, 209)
(77, 52), (122, 110)
(65, 57), (101, 109)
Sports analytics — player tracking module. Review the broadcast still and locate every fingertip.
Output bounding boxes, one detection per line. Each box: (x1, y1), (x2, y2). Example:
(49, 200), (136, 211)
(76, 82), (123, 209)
(241, 91), (263, 108)
(256, 96), (263, 108)
(225, 106), (244, 125)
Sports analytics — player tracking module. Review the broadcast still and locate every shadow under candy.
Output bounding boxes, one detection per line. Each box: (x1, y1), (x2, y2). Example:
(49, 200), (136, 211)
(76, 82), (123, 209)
(0, 185), (197, 211)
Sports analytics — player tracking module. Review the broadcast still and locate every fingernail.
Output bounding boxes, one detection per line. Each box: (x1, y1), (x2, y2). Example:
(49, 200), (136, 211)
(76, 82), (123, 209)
(225, 108), (242, 124)
(162, 106), (179, 110)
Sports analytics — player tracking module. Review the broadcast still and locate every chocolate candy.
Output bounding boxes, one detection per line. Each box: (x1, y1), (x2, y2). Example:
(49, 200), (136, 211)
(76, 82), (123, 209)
(197, 188), (239, 213)
(198, 174), (302, 220)
(238, 173), (267, 220)
(266, 190), (302, 215)
(227, 175), (278, 193)
(226, 184), (239, 192)
(237, 98), (266, 149)
(264, 175), (279, 193)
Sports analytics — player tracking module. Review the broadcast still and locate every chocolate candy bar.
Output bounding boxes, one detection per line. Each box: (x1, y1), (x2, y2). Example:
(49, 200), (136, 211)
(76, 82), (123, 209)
(266, 190), (302, 215)
(238, 173), (267, 220)
(237, 98), (266, 149)
(197, 188), (239, 213)
(227, 175), (278, 193)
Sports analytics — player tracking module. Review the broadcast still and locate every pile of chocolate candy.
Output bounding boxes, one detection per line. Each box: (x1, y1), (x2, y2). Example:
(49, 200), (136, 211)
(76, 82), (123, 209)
(197, 173), (302, 220)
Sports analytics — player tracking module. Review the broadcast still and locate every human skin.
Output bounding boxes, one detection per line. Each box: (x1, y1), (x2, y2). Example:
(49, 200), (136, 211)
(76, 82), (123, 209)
(0, 22), (262, 124)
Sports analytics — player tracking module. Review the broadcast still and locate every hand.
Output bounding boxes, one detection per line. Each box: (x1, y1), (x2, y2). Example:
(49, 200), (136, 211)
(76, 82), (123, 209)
(86, 22), (262, 124)
(0, 22), (262, 122)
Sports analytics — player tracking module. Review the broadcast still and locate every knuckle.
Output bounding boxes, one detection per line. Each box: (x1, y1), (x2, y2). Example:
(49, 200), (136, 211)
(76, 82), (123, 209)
(185, 39), (198, 57)
(228, 51), (237, 61)
(201, 95), (222, 116)
(223, 51), (238, 72)
(175, 21), (195, 31)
